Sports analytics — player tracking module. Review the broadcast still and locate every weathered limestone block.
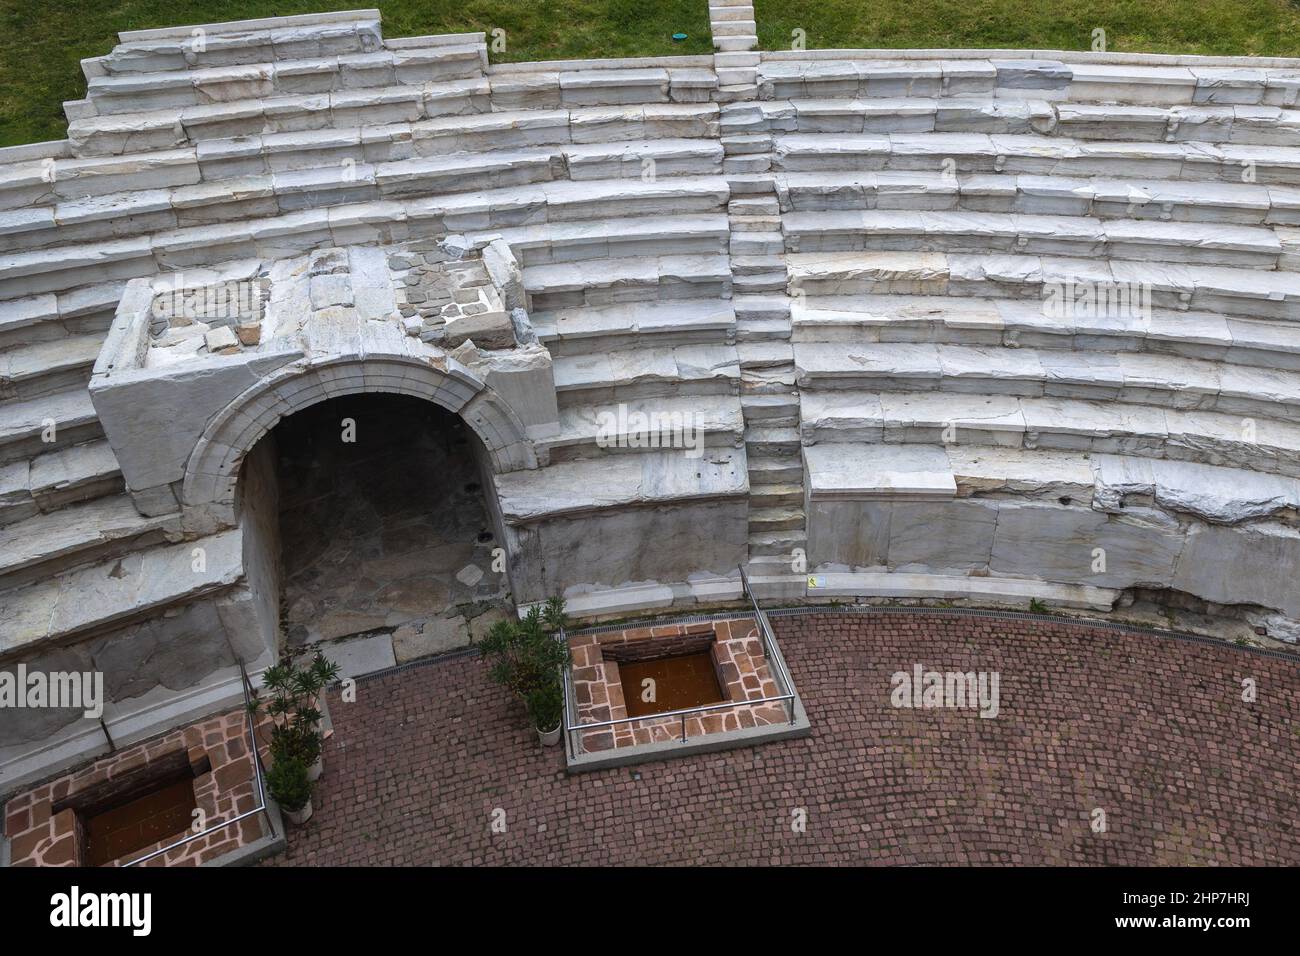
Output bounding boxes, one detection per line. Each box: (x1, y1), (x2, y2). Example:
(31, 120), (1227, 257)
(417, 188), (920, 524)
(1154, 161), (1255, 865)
(505, 497), (749, 604)
(990, 501), (1185, 589)
(1173, 520), (1300, 618)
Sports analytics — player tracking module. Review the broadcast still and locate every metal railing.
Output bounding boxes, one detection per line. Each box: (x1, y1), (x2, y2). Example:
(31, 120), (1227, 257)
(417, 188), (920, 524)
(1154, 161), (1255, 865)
(561, 567), (796, 756)
(123, 658), (275, 867)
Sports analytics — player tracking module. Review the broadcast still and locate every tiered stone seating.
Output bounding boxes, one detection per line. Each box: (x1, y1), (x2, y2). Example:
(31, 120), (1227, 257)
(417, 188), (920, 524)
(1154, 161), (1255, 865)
(5, 9), (1300, 787)
(761, 54), (1300, 630)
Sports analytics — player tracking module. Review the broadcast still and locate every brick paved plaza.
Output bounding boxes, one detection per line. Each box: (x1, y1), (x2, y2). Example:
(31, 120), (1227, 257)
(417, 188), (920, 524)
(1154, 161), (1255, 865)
(268, 612), (1300, 866)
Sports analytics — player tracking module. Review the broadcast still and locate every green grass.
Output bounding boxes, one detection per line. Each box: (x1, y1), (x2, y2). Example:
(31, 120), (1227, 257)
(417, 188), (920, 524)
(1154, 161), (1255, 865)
(0, 0), (712, 147)
(7, 0), (1300, 149)
(755, 0), (1300, 57)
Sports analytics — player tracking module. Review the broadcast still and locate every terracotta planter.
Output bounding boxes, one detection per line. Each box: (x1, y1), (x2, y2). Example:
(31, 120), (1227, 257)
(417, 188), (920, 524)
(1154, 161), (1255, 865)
(284, 799), (313, 825)
(537, 724), (562, 747)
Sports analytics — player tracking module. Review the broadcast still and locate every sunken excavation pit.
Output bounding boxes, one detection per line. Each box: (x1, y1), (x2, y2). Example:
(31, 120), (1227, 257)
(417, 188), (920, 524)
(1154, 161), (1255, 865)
(564, 617), (810, 769)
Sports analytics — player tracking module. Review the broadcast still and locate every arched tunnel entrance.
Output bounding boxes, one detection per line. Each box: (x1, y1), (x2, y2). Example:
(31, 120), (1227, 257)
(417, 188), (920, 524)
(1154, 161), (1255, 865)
(240, 392), (510, 666)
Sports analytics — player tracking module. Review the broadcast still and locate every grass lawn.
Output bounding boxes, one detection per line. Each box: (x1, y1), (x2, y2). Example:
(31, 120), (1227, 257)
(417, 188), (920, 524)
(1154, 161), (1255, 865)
(6, 1), (1300, 149)
(755, 0), (1300, 58)
(0, 0), (712, 147)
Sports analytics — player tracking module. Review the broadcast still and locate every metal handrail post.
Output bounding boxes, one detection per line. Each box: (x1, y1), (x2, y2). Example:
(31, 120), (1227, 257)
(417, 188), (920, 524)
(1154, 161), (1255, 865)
(739, 565), (798, 725)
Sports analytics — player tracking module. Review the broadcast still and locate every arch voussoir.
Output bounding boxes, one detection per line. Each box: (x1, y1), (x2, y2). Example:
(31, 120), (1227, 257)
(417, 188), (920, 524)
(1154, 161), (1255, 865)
(181, 355), (535, 527)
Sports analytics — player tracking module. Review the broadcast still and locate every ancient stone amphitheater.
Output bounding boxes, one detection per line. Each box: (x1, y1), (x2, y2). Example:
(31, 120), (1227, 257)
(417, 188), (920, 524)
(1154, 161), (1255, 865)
(4, 6), (1300, 789)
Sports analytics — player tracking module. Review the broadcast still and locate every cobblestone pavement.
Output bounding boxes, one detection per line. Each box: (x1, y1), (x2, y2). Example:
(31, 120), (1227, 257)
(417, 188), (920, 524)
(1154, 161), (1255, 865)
(266, 612), (1300, 866)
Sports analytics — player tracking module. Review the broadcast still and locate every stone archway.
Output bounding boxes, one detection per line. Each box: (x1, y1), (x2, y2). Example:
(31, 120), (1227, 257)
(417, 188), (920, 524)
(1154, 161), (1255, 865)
(266, 392), (510, 655)
(181, 353), (536, 532)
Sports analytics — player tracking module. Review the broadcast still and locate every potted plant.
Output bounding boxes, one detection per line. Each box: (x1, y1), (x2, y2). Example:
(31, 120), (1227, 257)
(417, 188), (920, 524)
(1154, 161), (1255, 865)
(526, 681), (564, 747)
(252, 651), (340, 782)
(479, 597), (570, 746)
(267, 756), (313, 825)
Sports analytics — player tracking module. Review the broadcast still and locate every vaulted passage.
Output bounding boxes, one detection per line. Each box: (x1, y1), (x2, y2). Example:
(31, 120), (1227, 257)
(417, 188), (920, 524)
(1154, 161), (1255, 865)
(243, 393), (508, 659)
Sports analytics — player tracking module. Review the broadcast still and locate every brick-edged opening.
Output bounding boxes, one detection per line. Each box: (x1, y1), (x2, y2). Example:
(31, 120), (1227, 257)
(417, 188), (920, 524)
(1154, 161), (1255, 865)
(569, 618), (788, 753)
(3, 708), (270, 867)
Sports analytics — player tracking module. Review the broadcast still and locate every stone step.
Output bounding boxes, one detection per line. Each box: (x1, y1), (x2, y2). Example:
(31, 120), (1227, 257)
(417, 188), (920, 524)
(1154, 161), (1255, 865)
(756, 58), (1300, 110)
(772, 131), (1300, 187)
(714, 35), (759, 54)
(795, 340), (1300, 423)
(746, 529), (807, 557)
(806, 443), (1295, 519)
(735, 341), (795, 368)
(721, 133), (769, 156)
(733, 273), (787, 294)
(89, 13), (387, 75)
(711, 5), (755, 21)
(725, 172), (777, 195)
(733, 293), (791, 321)
(410, 103), (719, 158)
(73, 63), (719, 152)
(785, 250), (1300, 322)
(0, 388), (103, 464)
(729, 195), (781, 216)
(1057, 101), (1300, 146)
(738, 96), (1056, 137)
(67, 97), (720, 170)
(738, 94), (1300, 147)
(1, 335), (103, 401)
(1, 527), (245, 656)
(553, 343), (740, 405)
(748, 457), (805, 484)
(777, 170), (1300, 227)
(492, 213), (730, 268)
(713, 20), (758, 38)
(793, 293), (1300, 371)
(524, 254), (732, 311)
(541, 394), (744, 462)
(84, 45), (485, 116)
(740, 365), (798, 392)
(0, 492), (179, 589)
(723, 154), (770, 174)
(713, 52), (760, 68)
(5, 135), (722, 215)
(532, 297), (736, 355)
(754, 504), (800, 535)
(799, 389), (1300, 478)
(378, 139), (722, 202)
(717, 69), (758, 89)
(735, 317), (791, 342)
(729, 213), (782, 232)
(729, 254), (785, 276)
(4, 169), (731, 260)
(0, 439), (123, 526)
(804, 570), (1116, 612)
(750, 483), (805, 507)
(742, 565), (809, 601)
(69, 77), (483, 157)
(741, 392), (801, 419)
(494, 446), (748, 524)
(744, 424), (801, 456)
(781, 208), (1283, 268)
